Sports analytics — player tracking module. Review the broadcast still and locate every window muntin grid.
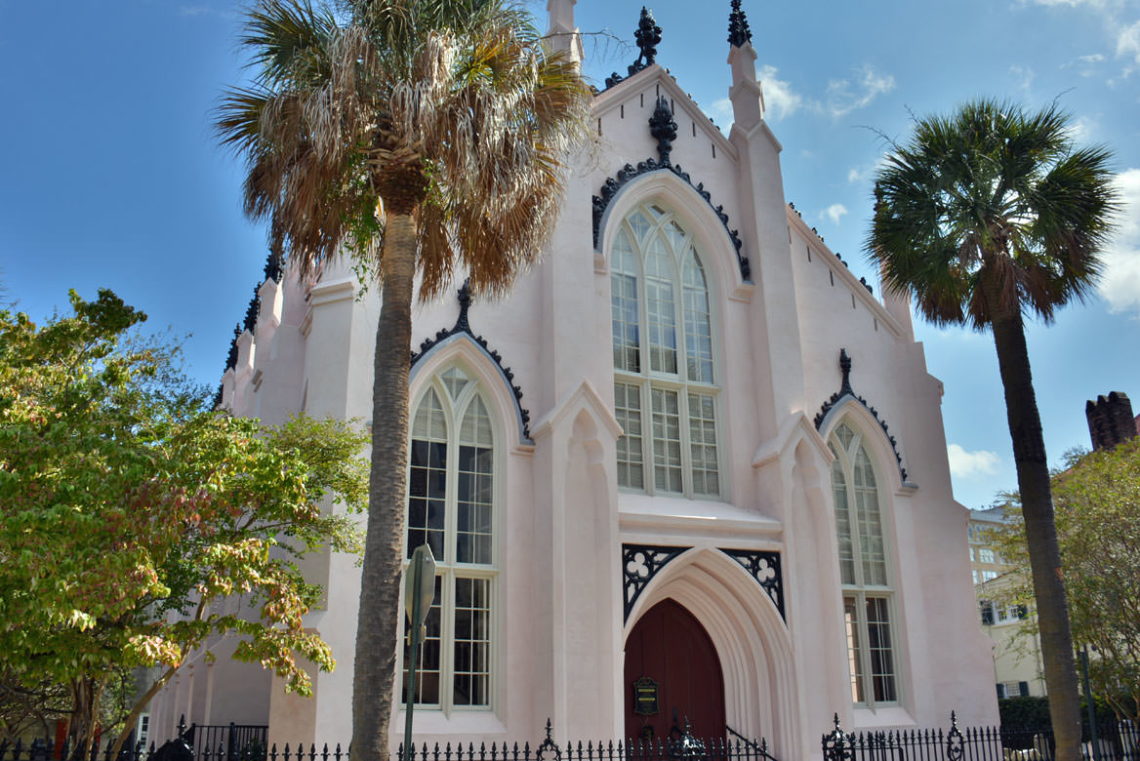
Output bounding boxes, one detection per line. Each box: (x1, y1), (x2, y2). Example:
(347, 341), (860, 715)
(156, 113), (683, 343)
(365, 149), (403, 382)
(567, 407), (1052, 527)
(682, 251), (713, 383)
(404, 367), (497, 712)
(409, 389), (447, 560)
(645, 237), (679, 375)
(688, 393), (719, 496)
(612, 231), (641, 373)
(843, 597), (864, 704)
(403, 576), (443, 705)
(611, 203), (721, 498)
(651, 387), (683, 493)
(831, 423), (898, 708)
(614, 383), (645, 490)
(452, 577), (491, 706)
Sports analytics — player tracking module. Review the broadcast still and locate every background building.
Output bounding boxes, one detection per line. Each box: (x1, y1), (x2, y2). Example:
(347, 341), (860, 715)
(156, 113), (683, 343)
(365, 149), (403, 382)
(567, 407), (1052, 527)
(969, 506), (1045, 699)
(970, 391), (1140, 702)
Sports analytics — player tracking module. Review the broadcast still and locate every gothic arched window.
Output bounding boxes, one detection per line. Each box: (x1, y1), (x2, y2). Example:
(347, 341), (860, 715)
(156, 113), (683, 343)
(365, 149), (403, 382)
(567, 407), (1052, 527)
(611, 203), (721, 498)
(829, 422), (898, 707)
(403, 366), (495, 711)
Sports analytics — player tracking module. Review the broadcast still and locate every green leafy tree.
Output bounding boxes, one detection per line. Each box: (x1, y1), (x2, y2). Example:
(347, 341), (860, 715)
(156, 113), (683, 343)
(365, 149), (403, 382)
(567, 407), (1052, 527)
(994, 439), (1140, 722)
(0, 290), (368, 759)
(868, 100), (1118, 761)
(215, 1), (589, 757)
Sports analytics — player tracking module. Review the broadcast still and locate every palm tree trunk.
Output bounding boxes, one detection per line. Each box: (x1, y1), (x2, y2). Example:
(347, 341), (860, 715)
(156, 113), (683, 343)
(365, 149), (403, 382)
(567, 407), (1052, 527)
(352, 212), (417, 761)
(990, 310), (1082, 761)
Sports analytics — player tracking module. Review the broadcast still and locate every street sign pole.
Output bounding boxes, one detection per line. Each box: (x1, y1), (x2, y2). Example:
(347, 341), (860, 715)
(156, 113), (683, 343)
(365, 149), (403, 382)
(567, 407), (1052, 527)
(403, 545), (436, 761)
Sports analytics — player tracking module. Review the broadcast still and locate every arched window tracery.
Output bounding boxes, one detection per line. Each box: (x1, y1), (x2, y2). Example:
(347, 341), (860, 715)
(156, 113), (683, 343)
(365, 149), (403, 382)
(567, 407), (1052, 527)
(611, 203), (721, 498)
(829, 422), (898, 708)
(403, 365), (496, 712)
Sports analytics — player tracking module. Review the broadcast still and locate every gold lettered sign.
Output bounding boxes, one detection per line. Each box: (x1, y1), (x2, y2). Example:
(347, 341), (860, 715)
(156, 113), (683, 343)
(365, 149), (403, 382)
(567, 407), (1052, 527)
(633, 676), (659, 716)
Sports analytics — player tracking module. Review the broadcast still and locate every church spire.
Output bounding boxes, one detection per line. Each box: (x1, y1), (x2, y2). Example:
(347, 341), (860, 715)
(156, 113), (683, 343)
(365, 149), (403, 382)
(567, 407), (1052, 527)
(546, 0), (582, 65)
(728, 0), (752, 48)
(726, 0), (763, 128)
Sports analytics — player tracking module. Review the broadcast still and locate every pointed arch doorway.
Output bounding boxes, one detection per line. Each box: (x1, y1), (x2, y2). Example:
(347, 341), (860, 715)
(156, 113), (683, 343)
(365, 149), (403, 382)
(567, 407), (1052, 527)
(623, 598), (726, 742)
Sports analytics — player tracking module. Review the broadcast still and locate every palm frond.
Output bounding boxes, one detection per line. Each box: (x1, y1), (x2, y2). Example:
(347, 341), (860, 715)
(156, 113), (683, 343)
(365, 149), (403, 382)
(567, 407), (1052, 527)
(243, 0), (338, 87)
(218, 0), (589, 293)
(867, 99), (1119, 329)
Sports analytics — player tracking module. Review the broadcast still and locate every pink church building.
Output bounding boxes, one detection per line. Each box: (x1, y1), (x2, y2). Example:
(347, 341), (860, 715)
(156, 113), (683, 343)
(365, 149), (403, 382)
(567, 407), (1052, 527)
(148, 3), (998, 758)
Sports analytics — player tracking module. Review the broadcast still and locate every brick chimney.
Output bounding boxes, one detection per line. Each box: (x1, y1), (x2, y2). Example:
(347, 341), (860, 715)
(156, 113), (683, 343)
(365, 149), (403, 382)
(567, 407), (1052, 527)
(1085, 391), (1137, 451)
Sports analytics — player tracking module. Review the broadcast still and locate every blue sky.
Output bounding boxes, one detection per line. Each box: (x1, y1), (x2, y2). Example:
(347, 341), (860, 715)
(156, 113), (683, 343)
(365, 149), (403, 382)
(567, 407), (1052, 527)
(2, 0), (1139, 511)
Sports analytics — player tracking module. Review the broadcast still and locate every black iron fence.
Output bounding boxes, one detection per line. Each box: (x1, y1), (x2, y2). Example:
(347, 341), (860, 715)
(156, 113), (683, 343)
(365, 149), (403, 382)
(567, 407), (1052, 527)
(6, 713), (1140, 761)
(0, 721), (268, 761)
(0, 720), (769, 761)
(184, 725), (268, 761)
(821, 712), (1140, 761)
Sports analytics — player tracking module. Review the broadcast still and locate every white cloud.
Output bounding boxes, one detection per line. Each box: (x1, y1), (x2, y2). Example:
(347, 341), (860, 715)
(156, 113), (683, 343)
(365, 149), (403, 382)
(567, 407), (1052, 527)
(825, 65), (895, 118)
(758, 65), (803, 121)
(178, 4), (237, 18)
(1065, 114), (1098, 142)
(1019, 0), (1112, 7)
(1063, 53), (1107, 77)
(947, 444), (1001, 479)
(822, 204), (848, 225)
(847, 154), (891, 185)
(1098, 168), (1140, 316)
(709, 98), (734, 126)
(1116, 19), (1140, 64)
(1010, 64), (1035, 93)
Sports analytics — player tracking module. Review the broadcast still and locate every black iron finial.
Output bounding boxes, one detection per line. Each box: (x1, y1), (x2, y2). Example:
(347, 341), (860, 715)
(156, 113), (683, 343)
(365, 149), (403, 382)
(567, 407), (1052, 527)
(822, 714), (853, 761)
(243, 285), (260, 332)
(603, 6), (663, 88)
(668, 716), (706, 761)
(225, 323), (242, 370)
(536, 719), (560, 761)
(839, 349), (853, 396)
(946, 711), (964, 761)
(263, 246), (284, 282)
(832, 713), (841, 732)
(814, 347), (909, 482)
(728, 0), (752, 47)
(649, 97), (678, 166)
(454, 279), (472, 334)
(634, 7), (662, 68)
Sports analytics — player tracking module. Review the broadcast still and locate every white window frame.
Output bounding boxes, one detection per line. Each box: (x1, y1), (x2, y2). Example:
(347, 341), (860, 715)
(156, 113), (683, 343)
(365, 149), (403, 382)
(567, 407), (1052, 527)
(611, 202), (723, 499)
(830, 422), (900, 710)
(401, 367), (500, 715)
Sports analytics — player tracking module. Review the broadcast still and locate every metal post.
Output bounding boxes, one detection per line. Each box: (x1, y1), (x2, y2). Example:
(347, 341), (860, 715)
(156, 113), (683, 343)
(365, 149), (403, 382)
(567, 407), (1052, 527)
(403, 557), (423, 761)
(1080, 648), (1101, 761)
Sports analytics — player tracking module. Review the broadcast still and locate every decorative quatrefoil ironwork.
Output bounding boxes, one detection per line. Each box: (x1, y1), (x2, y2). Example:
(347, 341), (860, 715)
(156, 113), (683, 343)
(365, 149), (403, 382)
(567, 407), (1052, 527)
(622, 544), (688, 620)
(719, 548), (785, 620)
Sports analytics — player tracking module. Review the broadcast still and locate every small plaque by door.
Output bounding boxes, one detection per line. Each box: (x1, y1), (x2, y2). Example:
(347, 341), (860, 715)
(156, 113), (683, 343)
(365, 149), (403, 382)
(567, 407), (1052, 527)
(633, 676), (659, 716)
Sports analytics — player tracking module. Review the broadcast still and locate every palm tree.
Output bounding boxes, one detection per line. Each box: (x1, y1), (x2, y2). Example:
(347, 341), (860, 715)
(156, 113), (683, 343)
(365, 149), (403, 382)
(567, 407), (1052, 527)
(868, 100), (1117, 761)
(216, 2), (589, 758)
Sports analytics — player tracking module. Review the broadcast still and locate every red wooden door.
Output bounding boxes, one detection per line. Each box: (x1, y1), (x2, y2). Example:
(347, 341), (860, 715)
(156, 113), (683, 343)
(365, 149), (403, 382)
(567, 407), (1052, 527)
(623, 598), (726, 743)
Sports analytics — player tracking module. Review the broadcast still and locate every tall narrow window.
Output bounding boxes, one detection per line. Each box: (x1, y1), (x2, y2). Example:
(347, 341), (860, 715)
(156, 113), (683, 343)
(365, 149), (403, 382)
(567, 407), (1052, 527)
(611, 204), (721, 498)
(830, 423), (897, 707)
(403, 367), (496, 711)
